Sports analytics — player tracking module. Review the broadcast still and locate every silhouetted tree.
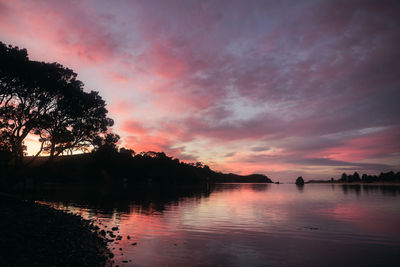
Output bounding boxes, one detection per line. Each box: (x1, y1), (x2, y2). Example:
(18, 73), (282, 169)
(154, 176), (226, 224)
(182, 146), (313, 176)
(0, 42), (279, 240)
(93, 133), (120, 154)
(91, 133), (120, 169)
(195, 162), (204, 168)
(0, 43), (51, 165)
(0, 143), (12, 168)
(0, 42), (114, 165)
(361, 173), (371, 183)
(0, 143), (12, 186)
(38, 90), (114, 161)
(347, 174), (354, 183)
(119, 147), (135, 157)
(353, 172), (360, 182)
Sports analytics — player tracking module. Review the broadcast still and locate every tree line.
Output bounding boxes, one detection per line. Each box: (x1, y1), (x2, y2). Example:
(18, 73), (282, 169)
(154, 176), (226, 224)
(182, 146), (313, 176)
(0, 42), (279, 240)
(339, 171), (400, 183)
(306, 171), (400, 184)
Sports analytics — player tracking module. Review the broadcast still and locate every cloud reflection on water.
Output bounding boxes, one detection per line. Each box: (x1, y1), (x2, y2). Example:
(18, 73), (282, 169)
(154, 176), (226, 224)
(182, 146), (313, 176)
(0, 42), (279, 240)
(39, 184), (400, 266)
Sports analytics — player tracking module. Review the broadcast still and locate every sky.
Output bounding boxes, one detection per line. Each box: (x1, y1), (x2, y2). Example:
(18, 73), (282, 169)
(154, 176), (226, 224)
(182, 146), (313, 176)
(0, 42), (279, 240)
(1, 0), (399, 182)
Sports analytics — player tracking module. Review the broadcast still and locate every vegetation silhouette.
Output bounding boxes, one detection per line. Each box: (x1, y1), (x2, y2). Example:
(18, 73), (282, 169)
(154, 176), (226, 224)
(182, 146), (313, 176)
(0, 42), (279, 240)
(0, 42), (115, 168)
(340, 171), (400, 183)
(0, 41), (272, 192)
(306, 171), (400, 184)
(20, 149), (272, 190)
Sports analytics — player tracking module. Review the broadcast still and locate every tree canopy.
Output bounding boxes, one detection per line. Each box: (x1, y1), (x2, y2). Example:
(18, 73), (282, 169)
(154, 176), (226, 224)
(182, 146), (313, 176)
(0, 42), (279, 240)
(0, 41), (115, 165)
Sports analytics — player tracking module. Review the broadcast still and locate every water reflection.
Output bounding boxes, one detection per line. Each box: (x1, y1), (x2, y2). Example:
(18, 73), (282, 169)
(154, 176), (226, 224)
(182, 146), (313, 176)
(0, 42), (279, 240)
(35, 183), (215, 215)
(38, 184), (400, 267)
(337, 184), (400, 197)
(362, 184), (400, 196)
(296, 184), (304, 192)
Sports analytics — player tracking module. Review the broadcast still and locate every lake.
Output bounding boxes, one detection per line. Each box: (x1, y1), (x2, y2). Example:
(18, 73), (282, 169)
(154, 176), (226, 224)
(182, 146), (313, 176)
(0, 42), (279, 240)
(38, 183), (400, 266)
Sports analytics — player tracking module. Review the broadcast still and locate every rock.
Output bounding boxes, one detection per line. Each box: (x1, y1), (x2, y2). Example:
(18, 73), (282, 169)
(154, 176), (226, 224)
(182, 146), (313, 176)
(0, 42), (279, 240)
(295, 176), (305, 185)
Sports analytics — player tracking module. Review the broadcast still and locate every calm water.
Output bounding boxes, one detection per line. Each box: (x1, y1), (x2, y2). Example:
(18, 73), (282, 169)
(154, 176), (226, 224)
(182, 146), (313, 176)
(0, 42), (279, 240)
(39, 184), (400, 266)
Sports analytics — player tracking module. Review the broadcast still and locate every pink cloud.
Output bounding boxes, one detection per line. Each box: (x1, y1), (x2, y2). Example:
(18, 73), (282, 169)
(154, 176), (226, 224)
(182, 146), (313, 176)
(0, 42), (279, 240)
(121, 120), (149, 136)
(108, 101), (132, 116)
(318, 127), (400, 162)
(0, 0), (120, 66)
(149, 43), (188, 79)
(106, 71), (130, 84)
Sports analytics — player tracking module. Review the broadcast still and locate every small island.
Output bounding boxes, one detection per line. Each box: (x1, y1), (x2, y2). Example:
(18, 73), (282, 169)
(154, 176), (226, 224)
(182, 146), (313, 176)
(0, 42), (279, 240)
(295, 176), (305, 185)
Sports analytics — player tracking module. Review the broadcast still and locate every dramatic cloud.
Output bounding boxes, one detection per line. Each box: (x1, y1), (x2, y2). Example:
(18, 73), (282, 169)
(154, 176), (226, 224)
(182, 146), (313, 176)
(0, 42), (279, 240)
(1, 0), (399, 181)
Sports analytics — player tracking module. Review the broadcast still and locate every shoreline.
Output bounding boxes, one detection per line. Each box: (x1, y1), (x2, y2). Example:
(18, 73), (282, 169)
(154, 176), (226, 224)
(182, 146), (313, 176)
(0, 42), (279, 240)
(0, 194), (112, 266)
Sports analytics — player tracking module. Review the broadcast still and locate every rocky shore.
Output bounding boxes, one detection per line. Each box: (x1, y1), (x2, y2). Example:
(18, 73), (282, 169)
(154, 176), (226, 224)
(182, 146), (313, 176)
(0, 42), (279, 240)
(0, 194), (112, 266)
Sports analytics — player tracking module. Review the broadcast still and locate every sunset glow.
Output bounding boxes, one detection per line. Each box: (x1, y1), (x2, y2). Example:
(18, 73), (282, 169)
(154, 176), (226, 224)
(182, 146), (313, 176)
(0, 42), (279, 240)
(1, 0), (399, 181)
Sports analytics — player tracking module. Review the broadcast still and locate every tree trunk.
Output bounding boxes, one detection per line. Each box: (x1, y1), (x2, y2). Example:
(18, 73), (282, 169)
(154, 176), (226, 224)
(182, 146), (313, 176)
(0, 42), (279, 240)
(11, 140), (24, 168)
(48, 141), (56, 163)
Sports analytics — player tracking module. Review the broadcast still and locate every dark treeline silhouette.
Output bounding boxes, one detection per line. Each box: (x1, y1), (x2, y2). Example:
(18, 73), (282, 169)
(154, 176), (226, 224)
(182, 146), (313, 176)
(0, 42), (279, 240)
(306, 171), (400, 184)
(339, 171), (400, 183)
(19, 149), (272, 188)
(0, 41), (272, 191)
